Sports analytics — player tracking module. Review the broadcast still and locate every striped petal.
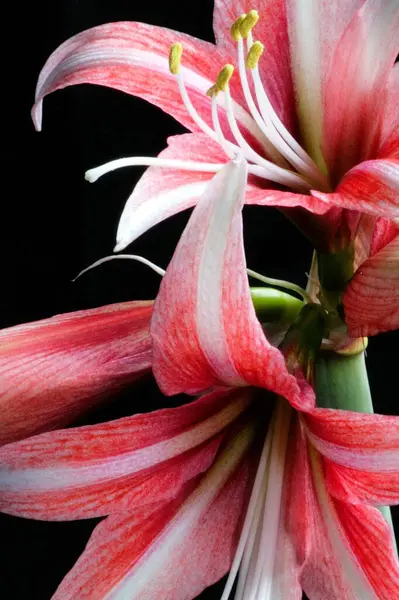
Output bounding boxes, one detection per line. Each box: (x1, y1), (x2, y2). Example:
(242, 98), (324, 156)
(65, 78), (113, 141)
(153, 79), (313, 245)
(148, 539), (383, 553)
(303, 448), (399, 599)
(0, 301), (152, 446)
(304, 407), (399, 504)
(32, 21), (262, 149)
(0, 388), (250, 520)
(322, 0), (399, 180)
(281, 415), (399, 600)
(114, 133), (330, 251)
(312, 157), (399, 219)
(151, 158), (314, 410)
(51, 421), (256, 600)
(343, 233), (399, 336)
(380, 63), (399, 151)
(286, 0), (362, 170)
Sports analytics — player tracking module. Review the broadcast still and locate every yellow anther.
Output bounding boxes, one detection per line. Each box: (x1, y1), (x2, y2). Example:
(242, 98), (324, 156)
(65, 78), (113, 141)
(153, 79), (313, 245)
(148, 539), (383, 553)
(169, 43), (183, 75)
(206, 84), (219, 98)
(216, 64), (235, 91)
(246, 41), (264, 69)
(230, 14), (246, 41)
(240, 10), (259, 38)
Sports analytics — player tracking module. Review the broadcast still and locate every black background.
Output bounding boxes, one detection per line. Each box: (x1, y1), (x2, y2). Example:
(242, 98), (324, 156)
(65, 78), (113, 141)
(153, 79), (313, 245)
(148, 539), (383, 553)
(2, 1), (398, 598)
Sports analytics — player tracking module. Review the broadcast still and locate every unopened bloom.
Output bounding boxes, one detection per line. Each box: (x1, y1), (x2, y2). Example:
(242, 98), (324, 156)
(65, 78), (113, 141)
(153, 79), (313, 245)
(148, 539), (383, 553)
(1, 159), (398, 599)
(32, 0), (399, 336)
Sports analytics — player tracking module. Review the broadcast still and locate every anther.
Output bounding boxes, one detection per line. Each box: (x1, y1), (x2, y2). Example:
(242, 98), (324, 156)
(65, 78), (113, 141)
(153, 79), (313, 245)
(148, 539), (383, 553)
(169, 43), (183, 75)
(216, 64), (235, 91)
(206, 84), (219, 97)
(240, 10), (259, 38)
(230, 14), (246, 41)
(246, 41), (264, 69)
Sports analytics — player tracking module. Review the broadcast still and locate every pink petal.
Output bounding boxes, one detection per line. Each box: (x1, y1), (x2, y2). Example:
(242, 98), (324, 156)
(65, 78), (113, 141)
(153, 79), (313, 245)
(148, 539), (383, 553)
(151, 158), (313, 409)
(332, 499), (399, 599)
(325, 461), (399, 506)
(312, 157), (399, 219)
(32, 21), (262, 148)
(322, 0), (399, 180)
(305, 403), (399, 507)
(0, 302), (152, 446)
(115, 133), (226, 251)
(213, 0), (296, 131)
(380, 63), (399, 151)
(343, 233), (399, 336)
(286, 0), (363, 168)
(0, 389), (250, 520)
(288, 420), (399, 598)
(51, 421), (256, 600)
(304, 408), (399, 471)
(115, 132), (330, 250)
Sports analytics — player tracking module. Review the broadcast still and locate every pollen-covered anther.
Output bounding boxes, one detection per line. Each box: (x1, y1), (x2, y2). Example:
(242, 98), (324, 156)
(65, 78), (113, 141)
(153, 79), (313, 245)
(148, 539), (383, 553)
(230, 14), (246, 41)
(239, 10), (259, 39)
(246, 41), (264, 69)
(216, 64), (235, 92)
(169, 42), (183, 75)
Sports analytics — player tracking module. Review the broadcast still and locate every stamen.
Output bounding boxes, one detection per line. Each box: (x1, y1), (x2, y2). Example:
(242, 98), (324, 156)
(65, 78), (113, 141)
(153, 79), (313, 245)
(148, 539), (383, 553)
(220, 425), (273, 600)
(245, 399), (291, 599)
(234, 37), (288, 168)
(169, 43), (183, 75)
(85, 157), (225, 183)
(73, 254), (166, 281)
(230, 14), (246, 41)
(246, 39), (331, 191)
(224, 85), (312, 190)
(246, 41), (264, 70)
(216, 64), (235, 92)
(211, 93), (235, 159)
(206, 84), (218, 98)
(240, 10), (259, 39)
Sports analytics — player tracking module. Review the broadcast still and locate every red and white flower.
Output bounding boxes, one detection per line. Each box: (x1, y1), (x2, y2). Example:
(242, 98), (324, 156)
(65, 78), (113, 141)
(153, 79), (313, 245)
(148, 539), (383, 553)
(32, 0), (399, 336)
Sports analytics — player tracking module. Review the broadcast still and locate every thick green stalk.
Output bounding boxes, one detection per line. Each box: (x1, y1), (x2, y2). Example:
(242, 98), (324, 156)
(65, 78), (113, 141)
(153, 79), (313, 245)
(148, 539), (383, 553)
(315, 350), (396, 550)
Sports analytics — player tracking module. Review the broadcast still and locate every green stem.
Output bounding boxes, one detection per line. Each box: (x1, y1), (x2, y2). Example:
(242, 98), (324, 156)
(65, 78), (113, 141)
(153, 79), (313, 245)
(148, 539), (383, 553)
(315, 351), (373, 413)
(315, 350), (397, 550)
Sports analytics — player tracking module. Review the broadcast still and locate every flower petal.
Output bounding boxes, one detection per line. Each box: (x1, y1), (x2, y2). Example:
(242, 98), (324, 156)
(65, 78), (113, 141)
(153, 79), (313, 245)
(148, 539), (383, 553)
(286, 0), (363, 169)
(213, 0), (295, 131)
(151, 158), (313, 409)
(312, 157), (399, 219)
(304, 407), (399, 472)
(332, 499), (399, 599)
(0, 389), (250, 520)
(322, 0), (399, 179)
(32, 21), (262, 148)
(343, 233), (399, 336)
(0, 302), (152, 446)
(115, 133), (226, 251)
(114, 132), (330, 251)
(380, 63), (399, 151)
(51, 421), (256, 600)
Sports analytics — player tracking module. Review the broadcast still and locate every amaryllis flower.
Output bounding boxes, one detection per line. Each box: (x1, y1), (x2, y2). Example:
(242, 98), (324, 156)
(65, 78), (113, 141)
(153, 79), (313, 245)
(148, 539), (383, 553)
(32, 0), (399, 338)
(1, 159), (398, 599)
(0, 301), (153, 445)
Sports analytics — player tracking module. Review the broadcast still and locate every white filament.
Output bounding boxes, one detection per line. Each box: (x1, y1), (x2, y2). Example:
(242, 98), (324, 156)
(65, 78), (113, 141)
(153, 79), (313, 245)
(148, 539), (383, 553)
(74, 254), (166, 280)
(85, 157), (225, 183)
